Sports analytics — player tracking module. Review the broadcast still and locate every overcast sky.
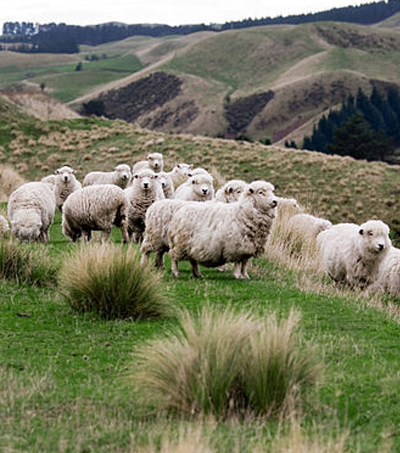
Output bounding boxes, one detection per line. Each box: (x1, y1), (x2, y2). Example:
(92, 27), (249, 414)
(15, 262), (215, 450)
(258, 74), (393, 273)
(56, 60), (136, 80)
(1, 1), (376, 29)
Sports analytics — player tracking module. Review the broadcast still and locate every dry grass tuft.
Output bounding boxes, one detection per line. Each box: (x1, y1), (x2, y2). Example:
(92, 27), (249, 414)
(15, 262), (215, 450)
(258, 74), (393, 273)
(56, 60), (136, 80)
(0, 165), (26, 202)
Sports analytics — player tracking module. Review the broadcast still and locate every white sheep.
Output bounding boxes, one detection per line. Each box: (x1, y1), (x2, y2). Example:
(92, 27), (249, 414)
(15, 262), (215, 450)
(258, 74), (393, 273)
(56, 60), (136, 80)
(124, 169), (165, 243)
(157, 171), (174, 199)
(168, 180), (278, 279)
(62, 185), (129, 243)
(132, 152), (164, 174)
(54, 165), (82, 211)
(167, 163), (193, 189)
(287, 213), (332, 242)
(83, 164), (132, 189)
(8, 181), (56, 243)
(215, 179), (248, 203)
(317, 220), (391, 288)
(174, 173), (214, 202)
(41, 174), (56, 186)
(367, 246), (400, 297)
(140, 198), (186, 268)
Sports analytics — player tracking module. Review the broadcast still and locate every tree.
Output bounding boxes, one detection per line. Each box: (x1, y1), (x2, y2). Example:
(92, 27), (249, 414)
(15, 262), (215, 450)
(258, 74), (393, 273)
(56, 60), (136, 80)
(40, 82), (46, 91)
(327, 114), (394, 161)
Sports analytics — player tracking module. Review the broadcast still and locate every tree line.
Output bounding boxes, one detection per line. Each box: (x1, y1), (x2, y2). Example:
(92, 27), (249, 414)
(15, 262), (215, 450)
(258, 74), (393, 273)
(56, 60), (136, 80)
(288, 87), (400, 163)
(2, 1), (400, 53)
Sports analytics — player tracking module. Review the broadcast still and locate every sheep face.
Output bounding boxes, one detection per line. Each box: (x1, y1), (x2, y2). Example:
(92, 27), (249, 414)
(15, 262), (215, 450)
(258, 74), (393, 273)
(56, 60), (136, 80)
(55, 166), (75, 184)
(244, 181), (277, 214)
(147, 153), (163, 172)
(190, 174), (213, 199)
(358, 220), (391, 256)
(134, 169), (158, 191)
(224, 180), (247, 203)
(158, 172), (170, 190)
(172, 163), (192, 177)
(115, 164), (132, 183)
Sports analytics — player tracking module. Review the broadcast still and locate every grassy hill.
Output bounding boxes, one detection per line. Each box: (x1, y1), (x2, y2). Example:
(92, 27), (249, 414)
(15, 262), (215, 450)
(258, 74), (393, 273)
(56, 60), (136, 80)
(2, 96), (400, 451)
(1, 94), (400, 239)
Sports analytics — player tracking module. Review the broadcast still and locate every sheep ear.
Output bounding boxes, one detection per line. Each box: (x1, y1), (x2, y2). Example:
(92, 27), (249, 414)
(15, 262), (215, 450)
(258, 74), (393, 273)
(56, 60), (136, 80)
(55, 169), (60, 175)
(177, 164), (181, 169)
(72, 170), (76, 174)
(359, 229), (364, 235)
(189, 164), (193, 169)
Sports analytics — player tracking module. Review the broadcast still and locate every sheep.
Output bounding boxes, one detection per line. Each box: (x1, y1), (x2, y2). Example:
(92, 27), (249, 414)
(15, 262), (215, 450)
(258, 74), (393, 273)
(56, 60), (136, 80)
(140, 198), (187, 268)
(8, 181), (56, 243)
(124, 169), (165, 243)
(62, 185), (129, 243)
(54, 165), (82, 211)
(286, 213), (332, 242)
(157, 171), (174, 199)
(41, 174), (56, 186)
(132, 152), (164, 174)
(168, 180), (278, 279)
(268, 197), (303, 245)
(174, 173), (214, 202)
(167, 163), (193, 189)
(83, 164), (131, 189)
(367, 246), (400, 297)
(317, 220), (391, 288)
(215, 179), (248, 203)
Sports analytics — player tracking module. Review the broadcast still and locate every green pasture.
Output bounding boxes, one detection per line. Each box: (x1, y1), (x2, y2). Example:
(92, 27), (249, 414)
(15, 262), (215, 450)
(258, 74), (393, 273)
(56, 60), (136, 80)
(0, 208), (400, 452)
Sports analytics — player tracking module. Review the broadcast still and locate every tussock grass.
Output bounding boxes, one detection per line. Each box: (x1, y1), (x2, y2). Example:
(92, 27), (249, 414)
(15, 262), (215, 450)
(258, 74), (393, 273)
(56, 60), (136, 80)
(133, 306), (320, 419)
(0, 239), (57, 285)
(0, 164), (25, 202)
(59, 243), (170, 319)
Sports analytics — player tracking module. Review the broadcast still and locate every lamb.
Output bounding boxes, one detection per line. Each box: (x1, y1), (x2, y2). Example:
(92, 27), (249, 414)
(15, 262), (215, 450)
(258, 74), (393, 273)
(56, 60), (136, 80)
(140, 198), (187, 268)
(83, 164), (131, 189)
(317, 220), (391, 288)
(215, 179), (248, 203)
(287, 213), (332, 242)
(157, 171), (175, 199)
(168, 180), (278, 279)
(167, 163), (193, 188)
(54, 165), (82, 211)
(132, 152), (164, 174)
(62, 185), (129, 243)
(174, 173), (214, 202)
(8, 181), (56, 243)
(124, 169), (165, 242)
(367, 246), (400, 297)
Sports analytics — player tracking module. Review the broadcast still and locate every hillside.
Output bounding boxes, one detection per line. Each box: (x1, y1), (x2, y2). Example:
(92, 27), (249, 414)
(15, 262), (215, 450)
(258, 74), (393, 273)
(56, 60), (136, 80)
(1, 95), (400, 239)
(63, 21), (400, 147)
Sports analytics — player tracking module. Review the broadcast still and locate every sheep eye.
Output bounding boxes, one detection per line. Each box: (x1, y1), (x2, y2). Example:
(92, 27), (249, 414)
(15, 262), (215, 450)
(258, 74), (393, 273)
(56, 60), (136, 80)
(258, 190), (264, 195)
(368, 231), (373, 236)
(192, 180), (196, 184)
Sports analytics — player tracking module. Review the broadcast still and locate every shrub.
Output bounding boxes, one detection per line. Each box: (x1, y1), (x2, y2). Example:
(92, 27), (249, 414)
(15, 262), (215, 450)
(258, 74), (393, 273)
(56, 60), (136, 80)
(59, 243), (169, 319)
(133, 306), (320, 419)
(0, 239), (57, 285)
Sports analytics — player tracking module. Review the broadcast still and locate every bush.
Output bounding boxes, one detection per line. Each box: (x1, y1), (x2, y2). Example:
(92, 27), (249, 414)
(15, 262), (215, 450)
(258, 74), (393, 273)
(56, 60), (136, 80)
(133, 306), (320, 419)
(0, 239), (57, 285)
(59, 243), (169, 319)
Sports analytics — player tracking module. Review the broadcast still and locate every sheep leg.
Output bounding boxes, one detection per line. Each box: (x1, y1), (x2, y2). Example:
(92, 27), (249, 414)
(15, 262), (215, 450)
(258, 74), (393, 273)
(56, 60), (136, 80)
(217, 264), (228, 272)
(190, 259), (202, 278)
(240, 259), (250, 279)
(155, 251), (165, 269)
(82, 229), (92, 242)
(100, 230), (111, 243)
(171, 259), (180, 278)
(140, 251), (150, 268)
(233, 262), (242, 279)
(120, 225), (129, 243)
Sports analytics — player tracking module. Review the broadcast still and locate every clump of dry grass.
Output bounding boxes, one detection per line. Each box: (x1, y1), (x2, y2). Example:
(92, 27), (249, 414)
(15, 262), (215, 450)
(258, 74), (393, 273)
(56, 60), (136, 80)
(0, 165), (25, 202)
(132, 306), (320, 419)
(59, 243), (171, 320)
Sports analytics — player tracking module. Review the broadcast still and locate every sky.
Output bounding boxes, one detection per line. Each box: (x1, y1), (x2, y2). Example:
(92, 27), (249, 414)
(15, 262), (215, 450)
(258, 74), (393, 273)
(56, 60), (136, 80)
(1, 0), (377, 29)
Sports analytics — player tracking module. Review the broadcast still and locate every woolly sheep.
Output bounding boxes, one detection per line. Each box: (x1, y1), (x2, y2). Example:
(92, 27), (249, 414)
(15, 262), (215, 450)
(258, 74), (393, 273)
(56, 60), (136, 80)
(54, 165), (82, 211)
(317, 220), (391, 288)
(215, 179), (248, 203)
(62, 185), (129, 243)
(174, 173), (214, 202)
(140, 198), (186, 268)
(287, 213), (332, 242)
(41, 174), (56, 186)
(124, 169), (165, 243)
(167, 163), (193, 188)
(168, 180), (278, 279)
(132, 152), (164, 174)
(83, 164), (132, 189)
(8, 181), (56, 243)
(367, 246), (400, 297)
(157, 171), (174, 199)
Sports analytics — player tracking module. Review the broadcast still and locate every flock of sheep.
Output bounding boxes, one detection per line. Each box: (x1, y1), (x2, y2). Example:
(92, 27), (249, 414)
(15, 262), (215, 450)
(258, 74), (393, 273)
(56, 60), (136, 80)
(3, 151), (399, 298)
